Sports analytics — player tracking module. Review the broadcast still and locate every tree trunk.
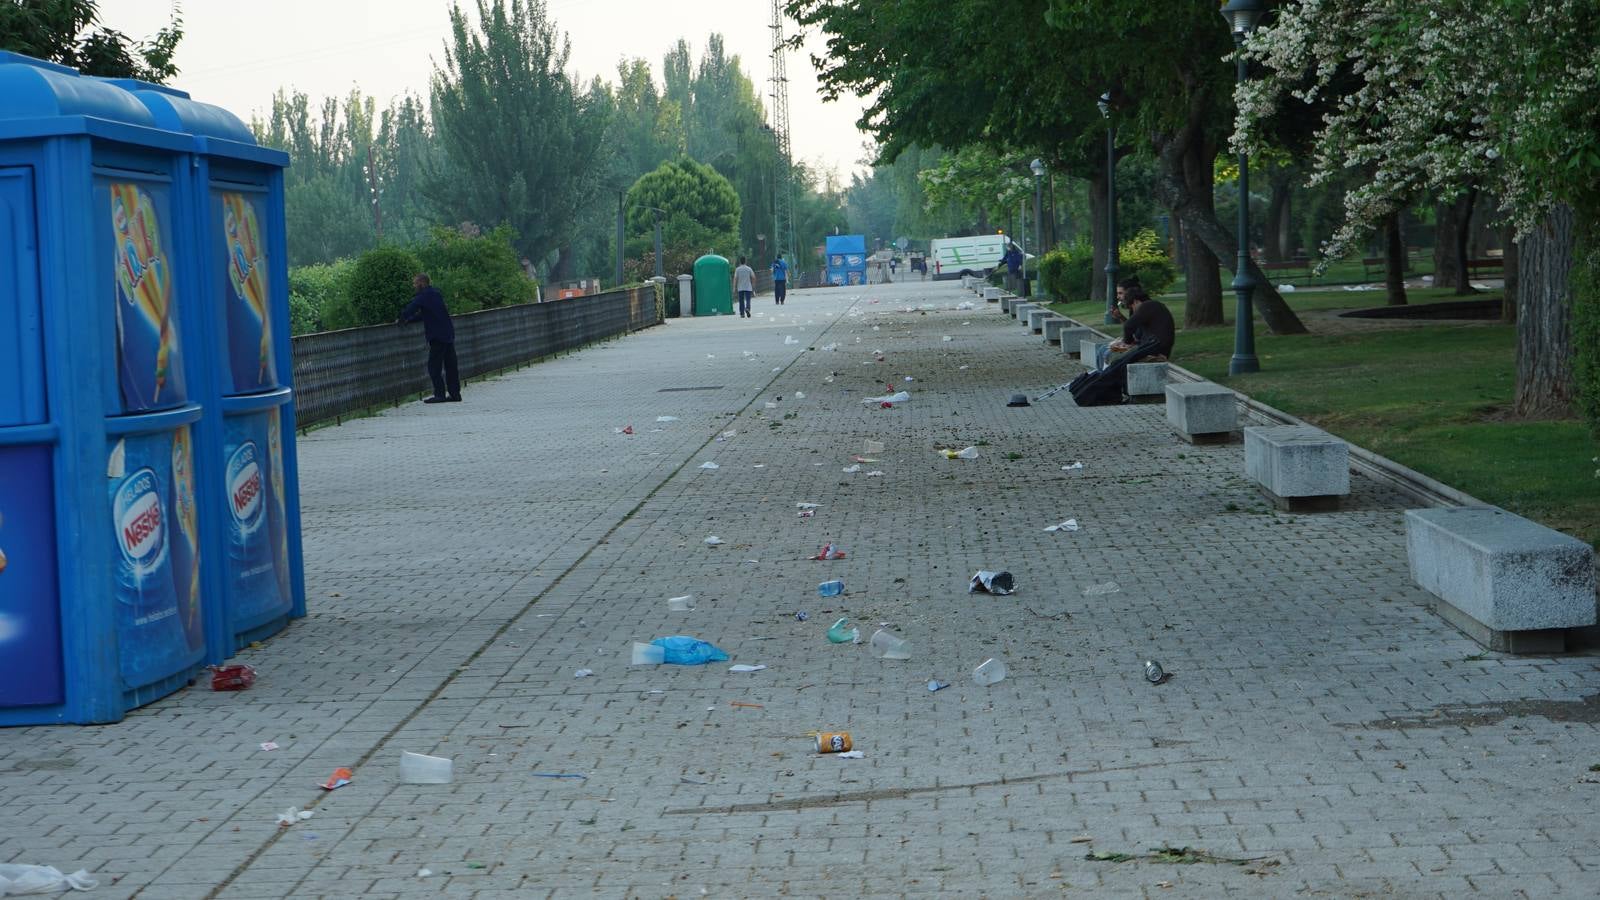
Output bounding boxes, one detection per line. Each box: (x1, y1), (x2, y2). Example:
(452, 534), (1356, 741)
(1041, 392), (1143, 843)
(1087, 172), (1107, 305)
(1513, 204), (1576, 417)
(1500, 225), (1518, 323)
(1264, 170), (1292, 262)
(1180, 133), (1224, 326)
(1433, 201), (1460, 289)
(1383, 211), (1407, 305)
(1151, 133), (1308, 334)
(1453, 188), (1478, 295)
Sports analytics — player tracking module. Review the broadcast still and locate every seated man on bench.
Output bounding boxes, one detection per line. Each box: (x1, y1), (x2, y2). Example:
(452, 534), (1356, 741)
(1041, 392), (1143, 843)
(1095, 279), (1176, 369)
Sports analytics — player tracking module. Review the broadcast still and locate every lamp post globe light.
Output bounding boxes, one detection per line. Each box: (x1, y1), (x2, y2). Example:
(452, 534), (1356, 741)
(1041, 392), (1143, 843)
(1221, 0), (1265, 374)
(1029, 158), (1045, 270)
(1098, 92), (1118, 324)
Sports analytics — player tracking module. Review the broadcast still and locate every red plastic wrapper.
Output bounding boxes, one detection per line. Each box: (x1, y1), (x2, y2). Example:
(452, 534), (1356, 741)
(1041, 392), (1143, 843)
(210, 664), (257, 691)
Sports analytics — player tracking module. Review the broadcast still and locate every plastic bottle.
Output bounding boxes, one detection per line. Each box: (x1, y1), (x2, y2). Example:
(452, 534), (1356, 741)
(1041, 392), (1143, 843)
(973, 658), (1007, 686)
(826, 617), (859, 643)
(818, 579), (845, 597)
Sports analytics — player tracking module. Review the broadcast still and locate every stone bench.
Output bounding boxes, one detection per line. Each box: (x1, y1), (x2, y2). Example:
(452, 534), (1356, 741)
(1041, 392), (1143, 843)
(1165, 382), (1239, 444)
(1125, 362), (1167, 402)
(1000, 295), (1018, 313)
(1026, 308), (1055, 334)
(1406, 507), (1596, 653)
(1042, 318), (1075, 344)
(1011, 301), (1038, 321)
(983, 286), (1001, 302)
(1058, 327), (1095, 357)
(1244, 425), (1350, 511)
(1078, 339), (1108, 368)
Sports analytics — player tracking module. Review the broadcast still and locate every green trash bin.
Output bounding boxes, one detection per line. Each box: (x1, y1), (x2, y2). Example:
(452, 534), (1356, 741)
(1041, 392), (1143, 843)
(692, 254), (733, 316)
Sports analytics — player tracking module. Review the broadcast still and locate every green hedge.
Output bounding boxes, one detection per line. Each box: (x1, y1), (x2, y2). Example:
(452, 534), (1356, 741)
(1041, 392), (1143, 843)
(415, 224), (537, 315)
(347, 246), (423, 327)
(1119, 228), (1178, 296)
(1040, 240), (1096, 301)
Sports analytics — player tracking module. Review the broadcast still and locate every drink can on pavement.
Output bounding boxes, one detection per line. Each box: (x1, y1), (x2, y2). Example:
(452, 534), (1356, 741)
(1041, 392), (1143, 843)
(815, 732), (853, 753)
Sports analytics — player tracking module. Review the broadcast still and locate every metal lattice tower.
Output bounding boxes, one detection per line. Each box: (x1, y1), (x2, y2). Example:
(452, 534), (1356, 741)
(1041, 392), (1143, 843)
(768, 1), (796, 268)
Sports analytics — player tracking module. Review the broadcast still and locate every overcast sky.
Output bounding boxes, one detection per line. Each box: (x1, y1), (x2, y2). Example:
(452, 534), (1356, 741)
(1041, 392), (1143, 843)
(107, 0), (870, 180)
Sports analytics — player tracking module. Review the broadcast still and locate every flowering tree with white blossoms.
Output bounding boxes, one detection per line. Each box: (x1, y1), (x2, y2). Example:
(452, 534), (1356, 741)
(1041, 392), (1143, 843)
(1234, 0), (1600, 419)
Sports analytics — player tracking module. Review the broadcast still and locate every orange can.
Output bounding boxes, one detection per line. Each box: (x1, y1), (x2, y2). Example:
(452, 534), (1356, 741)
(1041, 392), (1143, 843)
(815, 732), (853, 753)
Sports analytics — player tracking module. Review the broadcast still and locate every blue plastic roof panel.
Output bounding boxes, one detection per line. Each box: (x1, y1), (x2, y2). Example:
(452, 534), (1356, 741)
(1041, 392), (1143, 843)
(0, 52), (158, 129)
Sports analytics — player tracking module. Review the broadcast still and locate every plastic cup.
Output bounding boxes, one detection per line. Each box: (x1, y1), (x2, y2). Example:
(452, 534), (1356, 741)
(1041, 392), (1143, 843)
(869, 629), (911, 660)
(630, 642), (666, 665)
(667, 595), (695, 611)
(399, 751), (453, 784)
(973, 658), (1007, 686)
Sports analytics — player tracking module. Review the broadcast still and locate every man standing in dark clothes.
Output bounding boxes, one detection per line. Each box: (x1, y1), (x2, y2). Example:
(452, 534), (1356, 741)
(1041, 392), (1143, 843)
(1110, 282), (1175, 359)
(397, 273), (461, 403)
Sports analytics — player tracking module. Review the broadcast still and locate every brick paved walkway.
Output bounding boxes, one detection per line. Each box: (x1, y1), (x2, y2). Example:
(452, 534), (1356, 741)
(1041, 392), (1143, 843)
(2, 280), (1597, 898)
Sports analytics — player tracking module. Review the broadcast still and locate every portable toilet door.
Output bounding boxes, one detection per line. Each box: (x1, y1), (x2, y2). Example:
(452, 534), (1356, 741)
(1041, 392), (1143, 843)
(0, 51), (208, 724)
(692, 254), (733, 316)
(115, 79), (305, 661)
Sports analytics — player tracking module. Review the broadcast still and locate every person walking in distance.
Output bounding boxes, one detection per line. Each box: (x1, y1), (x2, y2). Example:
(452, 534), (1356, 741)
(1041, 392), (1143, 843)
(734, 256), (756, 318)
(771, 253), (788, 306)
(397, 273), (461, 403)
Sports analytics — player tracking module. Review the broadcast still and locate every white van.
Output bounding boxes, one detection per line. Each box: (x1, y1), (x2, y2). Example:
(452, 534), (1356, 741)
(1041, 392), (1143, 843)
(928, 234), (1009, 279)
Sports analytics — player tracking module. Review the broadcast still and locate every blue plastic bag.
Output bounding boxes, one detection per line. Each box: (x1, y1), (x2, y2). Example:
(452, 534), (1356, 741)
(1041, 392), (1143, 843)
(651, 636), (730, 665)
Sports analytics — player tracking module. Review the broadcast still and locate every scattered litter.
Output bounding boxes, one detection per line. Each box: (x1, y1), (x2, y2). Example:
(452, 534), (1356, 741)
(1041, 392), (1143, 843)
(752, 464), (765, 468)
(276, 808), (314, 827)
(818, 579), (845, 597)
(668, 595), (696, 611)
(863, 440), (885, 454)
(1070, 835), (1094, 844)
(764, 402), (778, 409)
(942, 335), (952, 341)
(0, 866), (98, 894)
(1279, 283), (1296, 292)
(959, 365), (969, 370)
(969, 571), (1016, 595)
(1043, 519), (1080, 533)
(399, 751), (453, 784)
(259, 742), (279, 752)
(729, 700), (764, 709)
(1082, 581), (1121, 596)
(1145, 660), (1173, 684)
(698, 461), (720, 470)
(973, 658), (1008, 686)
(864, 391), (910, 406)
(865, 470), (884, 477)
(704, 536), (724, 546)
(794, 391), (805, 399)
(1007, 393), (1031, 407)
(826, 618), (859, 643)
(798, 509), (815, 518)
(530, 772), (588, 780)
(417, 869), (432, 878)
(794, 611), (809, 622)
(841, 464), (861, 473)
(811, 543), (846, 560)
(795, 502), (821, 509)
(632, 636), (730, 666)
(1061, 461), (1084, 470)
(209, 664), (256, 691)
(656, 416), (678, 422)
(927, 679), (950, 693)
(939, 446), (979, 459)
(729, 664), (767, 673)
(904, 376), (914, 382)
(614, 425), (634, 435)
(573, 668), (594, 678)
(869, 629), (911, 660)
(957, 300), (976, 310)
(815, 732), (853, 753)
(319, 767), (353, 791)
(836, 750), (865, 759)
(784, 335), (799, 345)
(716, 429), (736, 440)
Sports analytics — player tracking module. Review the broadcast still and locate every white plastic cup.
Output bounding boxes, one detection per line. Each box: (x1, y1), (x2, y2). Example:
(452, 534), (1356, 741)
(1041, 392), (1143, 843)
(667, 595), (695, 611)
(630, 642), (666, 665)
(863, 439), (885, 454)
(973, 658), (1007, 686)
(399, 751), (453, 784)
(869, 629), (912, 660)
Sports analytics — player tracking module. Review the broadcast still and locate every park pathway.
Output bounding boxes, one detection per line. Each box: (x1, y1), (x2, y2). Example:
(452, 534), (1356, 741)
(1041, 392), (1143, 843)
(1, 279), (1597, 898)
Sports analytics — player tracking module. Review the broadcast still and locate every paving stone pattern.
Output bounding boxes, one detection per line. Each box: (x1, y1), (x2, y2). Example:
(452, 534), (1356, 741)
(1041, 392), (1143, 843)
(3, 281), (1598, 898)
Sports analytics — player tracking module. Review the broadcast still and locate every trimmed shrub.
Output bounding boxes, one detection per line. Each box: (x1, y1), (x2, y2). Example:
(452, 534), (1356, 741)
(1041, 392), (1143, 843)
(287, 258), (355, 334)
(414, 225), (537, 314)
(1119, 228), (1178, 295)
(1040, 240), (1096, 301)
(346, 246), (423, 327)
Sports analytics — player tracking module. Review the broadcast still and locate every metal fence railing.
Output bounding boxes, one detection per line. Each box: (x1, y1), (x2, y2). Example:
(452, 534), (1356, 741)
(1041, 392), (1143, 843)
(290, 283), (663, 428)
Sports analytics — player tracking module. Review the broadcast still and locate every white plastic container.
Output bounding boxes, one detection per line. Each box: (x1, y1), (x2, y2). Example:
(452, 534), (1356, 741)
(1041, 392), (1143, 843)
(869, 629), (912, 660)
(399, 751), (453, 784)
(630, 642), (666, 665)
(973, 658), (1008, 686)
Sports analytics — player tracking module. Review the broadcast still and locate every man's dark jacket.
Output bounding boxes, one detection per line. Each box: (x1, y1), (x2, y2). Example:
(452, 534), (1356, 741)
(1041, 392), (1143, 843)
(399, 286), (454, 343)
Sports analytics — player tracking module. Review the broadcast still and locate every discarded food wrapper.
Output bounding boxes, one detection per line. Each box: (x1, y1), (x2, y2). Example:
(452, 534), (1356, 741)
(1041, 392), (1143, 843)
(1061, 461), (1084, 470)
(969, 570), (1016, 595)
(798, 509), (815, 518)
(276, 808), (314, 827)
(841, 464), (861, 473)
(836, 750), (865, 759)
(667, 595), (696, 611)
(811, 543), (846, 560)
(765, 402), (778, 409)
(698, 461), (720, 470)
(794, 391), (805, 399)
(826, 617), (859, 643)
(633, 636), (730, 666)
(795, 502), (821, 509)
(0, 865), (98, 894)
(210, 664), (256, 691)
(863, 440), (885, 454)
(614, 425), (634, 435)
(729, 664), (767, 673)
(399, 751), (454, 784)
(942, 335), (953, 341)
(573, 668), (594, 678)
(656, 416), (679, 422)
(973, 658), (1008, 686)
(1144, 660), (1173, 684)
(863, 391), (910, 406)
(904, 376), (914, 382)
(319, 767), (353, 791)
(417, 869), (432, 878)
(1082, 581), (1121, 596)
(927, 679), (950, 693)
(865, 470), (884, 477)
(815, 731), (853, 753)
(940, 446), (980, 460)
(784, 335), (799, 345)
(259, 741), (279, 752)
(851, 455), (879, 463)
(818, 579), (845, 597)
(704, 536), (724, 546)
(868, 629), (912, 660)
(795, 610), (809, 622)
(1043, 519), (1080, 533)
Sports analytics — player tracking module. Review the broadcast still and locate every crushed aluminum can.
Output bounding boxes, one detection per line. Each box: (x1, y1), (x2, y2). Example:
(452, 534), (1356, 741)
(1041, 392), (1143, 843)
(969, 570), (1016, 595)
(1144, 660), (1172, 684)
(815, 732), (853, 753)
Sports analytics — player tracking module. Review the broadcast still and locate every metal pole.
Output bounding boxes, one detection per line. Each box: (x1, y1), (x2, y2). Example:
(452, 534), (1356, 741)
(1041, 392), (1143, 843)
(614, 191), (624, 286)
(1229, 37), (1260, 374)
(1105, 121), (1119, 324)
(1033, 175), (1043, 259)
(653, 213), (664, 280)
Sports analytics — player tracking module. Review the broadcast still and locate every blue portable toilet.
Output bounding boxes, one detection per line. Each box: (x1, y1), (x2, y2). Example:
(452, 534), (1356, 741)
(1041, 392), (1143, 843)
(0, 52), (302, 725)
(112, 79), (306, 659)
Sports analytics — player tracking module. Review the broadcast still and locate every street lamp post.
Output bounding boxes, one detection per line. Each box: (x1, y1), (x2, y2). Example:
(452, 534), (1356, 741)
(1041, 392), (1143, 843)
(1098, 92), (1118, 325)
(1031, 158), (1045, 298)
(1222, 0), (1266, 375)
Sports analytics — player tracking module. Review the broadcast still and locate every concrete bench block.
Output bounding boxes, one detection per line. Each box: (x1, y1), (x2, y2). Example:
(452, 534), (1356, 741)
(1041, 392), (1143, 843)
(1125, 362), (1168, 401)
(1078, 339), (1108, 368)
(1026, 308), (1054, 333)
(1244, 425), (1349, 510)
(1042, 318), (1073, 344)
(1058, 327), (1094, 356)
(983, 286), (1001, 302)
(1165, 382), (1239, 443)
(1406, 507), (1596, 652)
(1011, 301), (1037, 321)
(1000, 295), (1017, 313)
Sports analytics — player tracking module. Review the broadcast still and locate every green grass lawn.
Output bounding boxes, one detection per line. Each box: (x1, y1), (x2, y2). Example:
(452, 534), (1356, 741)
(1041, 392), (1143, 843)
(1048, 288), (1600, 547)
